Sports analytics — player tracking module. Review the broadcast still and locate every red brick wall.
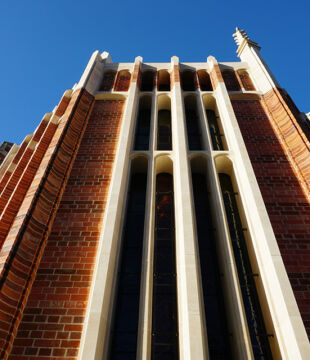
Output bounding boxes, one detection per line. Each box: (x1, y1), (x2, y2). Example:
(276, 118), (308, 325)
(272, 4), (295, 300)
(171, 65), (180, 89)
(209, 64), (223, 90)
(232, 99), (310, 337)
(114, 71), (131, 91)
(263, 88), (310, 199)
(8, 99), (124, 359)
(237, 71), (255, 91)
(0, 89), (94, 360)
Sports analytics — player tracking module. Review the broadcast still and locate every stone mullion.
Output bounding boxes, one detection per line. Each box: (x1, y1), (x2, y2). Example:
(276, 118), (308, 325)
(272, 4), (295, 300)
(78, 57), (142, 359)
(170, 56), (207, 360)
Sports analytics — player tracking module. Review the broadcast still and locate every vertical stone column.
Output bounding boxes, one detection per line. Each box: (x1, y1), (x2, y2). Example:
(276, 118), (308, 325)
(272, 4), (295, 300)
(208, 54), (309, 359)
(170, 56), (206, 359)
(78, 56), (142, 360)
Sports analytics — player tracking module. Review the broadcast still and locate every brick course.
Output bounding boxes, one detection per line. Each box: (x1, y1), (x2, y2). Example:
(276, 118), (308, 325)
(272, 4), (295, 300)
(262, 87), (310, 200)
(8, 99), (124, 359)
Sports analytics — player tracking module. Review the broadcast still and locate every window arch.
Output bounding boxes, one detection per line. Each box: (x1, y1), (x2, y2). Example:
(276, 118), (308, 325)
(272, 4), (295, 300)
(181, 70), (197, 91)
(114, 70), (131, 91)
(157, 95), (172, 150)
(157, 70), (171, 91)
(184, 95), (203, 150)
(197, 70), (212, 91)
(134, 95), (152, 150)
(222, 70), (241, 91)
(237, 70), (255, 91)
(140, 70), (155, 91)
(99, 70), (116, 91)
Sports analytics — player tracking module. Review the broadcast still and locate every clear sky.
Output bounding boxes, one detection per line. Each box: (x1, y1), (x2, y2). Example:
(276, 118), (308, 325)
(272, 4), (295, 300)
(0, 0), (309, 144)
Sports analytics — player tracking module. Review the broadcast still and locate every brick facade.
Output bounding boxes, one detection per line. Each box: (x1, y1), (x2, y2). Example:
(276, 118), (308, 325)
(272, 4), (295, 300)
(232, 99), (310, 336)
(114, 71), (131, 91)
(0, 89), (94, 359)
(8, 99), (124, 359)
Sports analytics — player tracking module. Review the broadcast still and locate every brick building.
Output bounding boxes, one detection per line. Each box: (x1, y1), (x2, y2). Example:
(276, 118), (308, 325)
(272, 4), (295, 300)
(0, 28), (309, 359)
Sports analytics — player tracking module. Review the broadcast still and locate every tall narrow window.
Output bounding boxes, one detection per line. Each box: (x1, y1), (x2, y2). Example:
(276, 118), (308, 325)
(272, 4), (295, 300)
(206, 110), (224, 150)
(141, 70), (155, 91)
(99, 71), (116, 91)
(197, 70), (212, 91)
(134, 96), (151, 150)
(114, 70), (131, 91)
(184, 95), (203, 150)
(181, 70), (197, 91)
(158, 70), (171, 91)
(191, 166), (232, 359)
(157, 96), (172, 151)
(219, 174), (273, 360)
(109, 164), (147, 359)
(222, 70), (241, 91)
(152, 173), (179, 359)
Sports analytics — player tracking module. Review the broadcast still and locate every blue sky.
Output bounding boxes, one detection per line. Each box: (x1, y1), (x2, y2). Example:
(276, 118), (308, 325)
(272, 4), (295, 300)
(0, 0), (309, 144)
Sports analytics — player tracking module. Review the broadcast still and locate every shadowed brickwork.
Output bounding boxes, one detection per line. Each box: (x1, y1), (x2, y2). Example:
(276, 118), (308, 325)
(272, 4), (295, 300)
(8, 99), (124, 359)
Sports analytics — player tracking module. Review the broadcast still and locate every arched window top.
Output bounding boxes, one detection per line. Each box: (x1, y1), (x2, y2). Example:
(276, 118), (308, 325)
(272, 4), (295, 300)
(99, 70), (116, 92)
(197, 70), (212, 91)
(157, 70), (171, 91)
(155, 155), (173, 175)
(181, 70), (197, 91)
(158, 94), (171, 111)
(131, 155), (148, 174)
(202, 94), (217, 112)
(237, 69), (255, 91)
(222, 70), (241, 91)
(140, 70), (155, 91)
(114, 70), (131, 91)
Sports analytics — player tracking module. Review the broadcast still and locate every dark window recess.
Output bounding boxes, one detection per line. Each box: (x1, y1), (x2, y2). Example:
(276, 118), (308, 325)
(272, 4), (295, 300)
(185, 108), (202, 150)
(99, 71), (116, 91)
(141, 71), (155, 91)
(206, 110), (224, 150)
(197, 70), (213, 91)
(219, 174), (273, 360)
(222, 71), (241, 91)
(157, 110), (172, 150)
(152, 173), (179, 359)
(109, 173), (147, 359)
(192, 173), (232, 359)
(181, 71), (196, 91)
(158, 71), (171, 91)
(134, 108), (151, 151)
